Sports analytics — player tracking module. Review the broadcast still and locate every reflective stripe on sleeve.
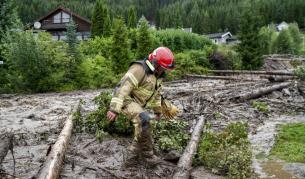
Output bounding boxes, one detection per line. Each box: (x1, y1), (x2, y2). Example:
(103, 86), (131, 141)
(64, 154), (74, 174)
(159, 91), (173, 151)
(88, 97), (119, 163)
(111, 97), (123, 105)
(126, 72), (139, 87)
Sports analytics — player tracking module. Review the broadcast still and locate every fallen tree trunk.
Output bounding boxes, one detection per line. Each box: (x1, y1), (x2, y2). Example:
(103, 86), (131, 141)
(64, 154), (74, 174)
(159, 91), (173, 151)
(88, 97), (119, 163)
(172, 116), (205, 179)
(232, 82), (292, 102)
(208, 70), (295, 76)
(35, 103), (79, 179)
(186, 74), (258, 81)
(0, 132), (13, 165)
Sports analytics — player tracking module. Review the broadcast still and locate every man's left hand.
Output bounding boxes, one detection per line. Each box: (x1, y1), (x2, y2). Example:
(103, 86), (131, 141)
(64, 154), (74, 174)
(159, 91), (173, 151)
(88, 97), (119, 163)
(155, 113), (161, 120)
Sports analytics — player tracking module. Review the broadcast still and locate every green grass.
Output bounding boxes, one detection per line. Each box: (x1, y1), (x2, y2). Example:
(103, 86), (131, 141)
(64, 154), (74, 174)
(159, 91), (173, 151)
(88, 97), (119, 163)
(271, 123), (305, 163)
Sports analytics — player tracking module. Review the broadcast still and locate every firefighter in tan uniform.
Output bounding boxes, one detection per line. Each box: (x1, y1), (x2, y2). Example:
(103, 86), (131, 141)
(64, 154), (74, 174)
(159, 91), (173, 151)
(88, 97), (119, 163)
(106, 47), (179, 167)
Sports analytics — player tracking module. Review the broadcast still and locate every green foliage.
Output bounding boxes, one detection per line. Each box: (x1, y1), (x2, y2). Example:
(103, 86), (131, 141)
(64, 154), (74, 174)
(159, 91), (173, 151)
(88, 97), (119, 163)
(77, 55), (118, 89)
(111, 18), (131, 73)
(3, 32), (70, 93)
(91, 0), (112, 37)
(169, 49), (211, 79)
(79, 36), (113, 59)
(272, 29), (294, 54)
(271, 123), (305, 162)
(288, 23), (303, 55)
(198, 122), (252, 178)
(155, 29), (213, 52)
(294, 65), (305, 80)
(152, 119), (190, 152)
(136, 16), (153, 59)
(251, 101), (269, 113)
(16, 0), (305, 35)
(258, 26), (276, 55)
(209, 45), (242, 70)
(237, 7), (263, 70)
(84, 92), (133, 140)
(65, 20), (79, 58)
(127, 6), (137, 28)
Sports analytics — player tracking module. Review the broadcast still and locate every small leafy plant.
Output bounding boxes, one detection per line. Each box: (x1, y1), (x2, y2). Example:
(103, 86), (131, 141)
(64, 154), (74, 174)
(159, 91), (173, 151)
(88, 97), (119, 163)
(198, 122), (253, 178)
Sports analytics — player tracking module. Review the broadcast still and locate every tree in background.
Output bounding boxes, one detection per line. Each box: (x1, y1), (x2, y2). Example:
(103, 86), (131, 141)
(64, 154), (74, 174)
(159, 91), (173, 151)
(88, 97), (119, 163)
(136, 16), (152, 59)
(237, 8), (263, 70)
(110, 18), (130, 73)
(272, 29), (294, 54)
(127, 6), (137, 28)
(258, 26), (276, 55)
(65, 20), (79, 59)
(288, 24), (303, 55)
(4, 32), (70, 92)
(0, 0), (22, 92)
(64, 20), (81, 85)
(91, 0), (111, 37)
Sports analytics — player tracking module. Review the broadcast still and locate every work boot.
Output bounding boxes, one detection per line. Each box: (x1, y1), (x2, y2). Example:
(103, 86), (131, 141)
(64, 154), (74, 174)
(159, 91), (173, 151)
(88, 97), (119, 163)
(123, 141), (140, 168)
(142, 151), (162, 167)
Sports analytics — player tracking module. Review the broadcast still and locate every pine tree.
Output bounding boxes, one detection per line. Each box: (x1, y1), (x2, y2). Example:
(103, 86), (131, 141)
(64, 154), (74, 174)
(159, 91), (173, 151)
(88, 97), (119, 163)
(127, 6), (137, 28)
(136, 16), (152, 59)
(65, 20), (79, 59)
(91, 0), (111, 37)
(110, 18), (130, 73)
(237, 7), (263, 70)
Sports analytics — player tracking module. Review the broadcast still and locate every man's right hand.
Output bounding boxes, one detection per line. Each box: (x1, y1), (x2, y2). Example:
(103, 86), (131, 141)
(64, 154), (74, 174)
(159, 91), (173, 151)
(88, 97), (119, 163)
(107, 111), (117, 121)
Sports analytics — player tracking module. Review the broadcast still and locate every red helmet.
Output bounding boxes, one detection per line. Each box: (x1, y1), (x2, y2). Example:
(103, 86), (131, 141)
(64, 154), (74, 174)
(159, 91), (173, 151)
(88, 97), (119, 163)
(148, 47), (175, 70)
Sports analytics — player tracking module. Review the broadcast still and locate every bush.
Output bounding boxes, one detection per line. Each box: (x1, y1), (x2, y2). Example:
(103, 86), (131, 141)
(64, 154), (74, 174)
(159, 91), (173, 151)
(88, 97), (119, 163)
(251, 101), (269, 113)
(168, 49), (211, 80)
(152, 119), (190, 152)
(82, 92), (133, 141)
(78, 36), (112, 59)
(155, 29), (213, 52)
(198, 122), (252, 178)
(295, 65), (305, 80)
(77, 55), (119, 89)
(3, 31), (71, 93)
(209, 45), (242, 70)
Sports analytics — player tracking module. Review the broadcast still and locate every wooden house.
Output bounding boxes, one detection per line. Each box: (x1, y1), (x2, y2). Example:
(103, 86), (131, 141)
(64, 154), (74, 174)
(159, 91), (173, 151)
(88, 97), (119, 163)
(34, 7), (91, 40)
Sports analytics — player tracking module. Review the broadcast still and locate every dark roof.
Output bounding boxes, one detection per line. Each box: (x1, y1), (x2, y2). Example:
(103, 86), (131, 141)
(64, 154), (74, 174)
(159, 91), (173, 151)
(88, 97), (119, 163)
(207, 32), (232, 39)
(36, 7), (91, 24)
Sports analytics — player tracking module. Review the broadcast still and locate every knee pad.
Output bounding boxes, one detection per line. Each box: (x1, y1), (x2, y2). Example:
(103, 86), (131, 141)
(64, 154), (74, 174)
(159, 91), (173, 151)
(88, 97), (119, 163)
(139, 112), (151, 130)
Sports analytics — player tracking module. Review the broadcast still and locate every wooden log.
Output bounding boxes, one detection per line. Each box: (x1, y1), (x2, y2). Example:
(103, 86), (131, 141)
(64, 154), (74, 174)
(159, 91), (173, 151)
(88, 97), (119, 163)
(231, 82), (292, 102)
(34, 103), (79, 179)
(0, 132), (13, 164)
(172, 116), (205, 179)
(208, 70), (295, 76)
(186, 74), (257, 81)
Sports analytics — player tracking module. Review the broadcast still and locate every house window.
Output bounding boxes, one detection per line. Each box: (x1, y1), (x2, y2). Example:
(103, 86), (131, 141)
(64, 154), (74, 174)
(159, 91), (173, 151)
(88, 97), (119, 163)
(53, 13), (61, 23)
(53, 12), (71, 23)
(62, 12), (70, 23)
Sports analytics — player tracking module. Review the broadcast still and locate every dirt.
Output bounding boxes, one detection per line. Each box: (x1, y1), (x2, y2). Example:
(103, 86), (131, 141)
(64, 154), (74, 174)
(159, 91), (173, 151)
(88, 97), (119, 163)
(0, 77), (304, 178)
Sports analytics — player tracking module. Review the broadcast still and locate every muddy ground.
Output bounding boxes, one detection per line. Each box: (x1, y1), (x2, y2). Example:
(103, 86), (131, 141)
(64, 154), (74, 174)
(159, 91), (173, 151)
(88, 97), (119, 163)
(0, 77), (304, 179)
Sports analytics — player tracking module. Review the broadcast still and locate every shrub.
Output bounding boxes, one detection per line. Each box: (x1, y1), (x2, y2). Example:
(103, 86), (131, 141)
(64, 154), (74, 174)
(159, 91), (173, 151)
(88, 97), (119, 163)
(168, 49), (211, 80)
(3, 31), (70, 93)
(198, 122), (252, 178)
(85, 92), (133, 139)
(77, 55), (118, 89)
(209, 45), (241, 70)
(295, 65), (305, 80)
(155, 29), (213, 52)
(152, 119), (190, 152)
(251, 101), (269, 113)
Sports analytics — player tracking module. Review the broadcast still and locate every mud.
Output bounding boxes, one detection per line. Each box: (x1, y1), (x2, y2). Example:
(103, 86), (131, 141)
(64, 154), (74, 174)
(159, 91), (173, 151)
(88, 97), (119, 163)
(0, 78), (304, 178)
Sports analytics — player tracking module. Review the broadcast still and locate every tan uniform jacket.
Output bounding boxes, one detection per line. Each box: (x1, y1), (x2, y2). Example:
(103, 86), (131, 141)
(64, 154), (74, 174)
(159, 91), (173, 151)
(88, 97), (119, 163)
(110, 60), (163, 114)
